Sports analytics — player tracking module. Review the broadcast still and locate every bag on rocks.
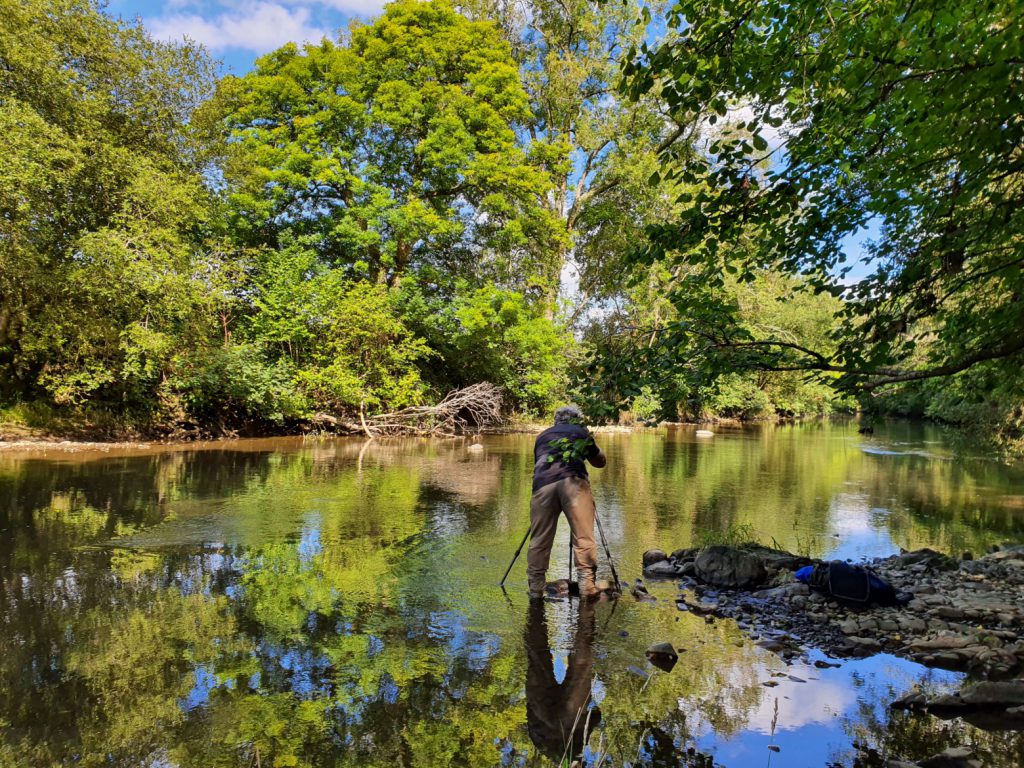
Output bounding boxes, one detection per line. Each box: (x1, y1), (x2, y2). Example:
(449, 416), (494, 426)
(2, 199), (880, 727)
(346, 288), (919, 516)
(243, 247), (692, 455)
(799, 561), (902, 608)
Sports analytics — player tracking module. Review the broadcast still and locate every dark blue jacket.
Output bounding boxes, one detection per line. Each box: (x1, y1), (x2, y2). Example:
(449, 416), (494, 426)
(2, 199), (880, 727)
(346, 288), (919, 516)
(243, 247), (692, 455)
(532, 424), (601, 492)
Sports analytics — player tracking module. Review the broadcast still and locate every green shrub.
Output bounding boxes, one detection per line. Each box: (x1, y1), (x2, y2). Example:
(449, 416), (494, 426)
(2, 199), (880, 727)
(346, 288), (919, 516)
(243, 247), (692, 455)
(701, 374), (774, 420)
(630, 386), (662, 423)
(697, 523), (760, 549)
(397, 281), (567, 416)
(167, 344), (308, 427)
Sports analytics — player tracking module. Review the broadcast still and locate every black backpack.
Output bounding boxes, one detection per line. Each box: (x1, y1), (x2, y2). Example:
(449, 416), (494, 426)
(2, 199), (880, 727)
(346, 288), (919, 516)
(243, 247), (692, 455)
(808, 561), (901, 608)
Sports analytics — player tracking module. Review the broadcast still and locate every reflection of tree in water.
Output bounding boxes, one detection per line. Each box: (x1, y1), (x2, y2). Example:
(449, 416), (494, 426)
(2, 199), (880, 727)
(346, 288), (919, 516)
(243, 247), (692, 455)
(0, 438), (539, 766)
(842, 706), (1024, 767)
(4, 432), (1024, 766)
(862, 456), (1024, 554)
(836, 667), (1024, 767)
(0, 541), (530, 766)
(0, 439), (785, 766)
(521, 597), (751, 767)
(596, 422), (1024, 562)
(599, 425), (845, 557)
(596, 634), (769, 765)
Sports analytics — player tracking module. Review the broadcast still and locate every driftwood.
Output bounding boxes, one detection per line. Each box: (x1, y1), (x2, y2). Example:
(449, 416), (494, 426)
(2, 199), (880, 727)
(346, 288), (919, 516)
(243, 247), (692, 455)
(308, 383), (504, 437)
(309, 412), (362, 434)
(364, 382), (504, 436)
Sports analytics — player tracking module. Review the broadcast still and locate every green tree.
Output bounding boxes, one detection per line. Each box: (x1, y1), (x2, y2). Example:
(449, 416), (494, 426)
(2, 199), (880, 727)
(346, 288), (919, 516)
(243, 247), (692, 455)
(464, 0), (695, 308)
(0, 0), (230, 414)
(620, 0), (1024, 396)
(221, 0), (559, 290)
(577, 253), (844, 422)
(399, 283), (565, 413)
(294, 277), (430, 413)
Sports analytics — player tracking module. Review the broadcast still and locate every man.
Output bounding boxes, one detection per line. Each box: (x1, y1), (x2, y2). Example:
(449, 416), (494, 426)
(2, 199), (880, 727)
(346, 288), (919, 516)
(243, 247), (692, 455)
(528, 405), (606, 598)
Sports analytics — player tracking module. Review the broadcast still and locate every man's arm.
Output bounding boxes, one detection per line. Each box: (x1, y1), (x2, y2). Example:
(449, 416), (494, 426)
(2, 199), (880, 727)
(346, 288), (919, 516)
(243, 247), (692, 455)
(587, 434), (606, 468)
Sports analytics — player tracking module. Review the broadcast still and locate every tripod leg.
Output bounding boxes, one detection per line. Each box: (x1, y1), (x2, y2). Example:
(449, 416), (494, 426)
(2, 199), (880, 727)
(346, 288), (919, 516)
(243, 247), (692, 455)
(594, 510), (620, 588)
(499, 525), (532, 587)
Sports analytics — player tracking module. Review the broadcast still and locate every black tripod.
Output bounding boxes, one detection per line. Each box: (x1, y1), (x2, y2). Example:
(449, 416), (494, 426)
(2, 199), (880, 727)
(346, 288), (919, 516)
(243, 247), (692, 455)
(499, 508), (620, 589)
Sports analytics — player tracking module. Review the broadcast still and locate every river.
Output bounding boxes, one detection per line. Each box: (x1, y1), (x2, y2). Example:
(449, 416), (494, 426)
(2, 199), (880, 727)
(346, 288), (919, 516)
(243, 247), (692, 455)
(2, 420), (1023, 766)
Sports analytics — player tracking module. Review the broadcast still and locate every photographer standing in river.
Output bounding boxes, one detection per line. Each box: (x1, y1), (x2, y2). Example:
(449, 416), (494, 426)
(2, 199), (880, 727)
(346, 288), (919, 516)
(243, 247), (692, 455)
(528, 406), (606, 599)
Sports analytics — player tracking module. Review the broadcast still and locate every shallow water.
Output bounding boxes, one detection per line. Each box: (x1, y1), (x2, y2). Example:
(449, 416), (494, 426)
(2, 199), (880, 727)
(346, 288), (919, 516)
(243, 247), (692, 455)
(2, 421), (1023, 767)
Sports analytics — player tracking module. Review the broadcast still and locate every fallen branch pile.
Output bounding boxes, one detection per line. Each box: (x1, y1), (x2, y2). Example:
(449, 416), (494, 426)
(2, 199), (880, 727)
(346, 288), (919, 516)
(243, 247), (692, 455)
(363, 382), (503, 436)
(307, 383), (506, 437)
(358, 382), (503, 436)
(310, 383), (504, 437)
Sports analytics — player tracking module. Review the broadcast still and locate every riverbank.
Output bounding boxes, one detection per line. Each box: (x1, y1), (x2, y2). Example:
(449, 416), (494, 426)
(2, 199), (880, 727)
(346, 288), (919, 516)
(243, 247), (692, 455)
(642, 544), (1024, 727)
(0, 416), (649, 453)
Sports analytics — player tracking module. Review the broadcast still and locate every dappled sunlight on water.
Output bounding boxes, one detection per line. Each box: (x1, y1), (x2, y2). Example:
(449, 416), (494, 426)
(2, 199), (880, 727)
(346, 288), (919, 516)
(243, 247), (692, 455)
(1, 421), (1023, 766)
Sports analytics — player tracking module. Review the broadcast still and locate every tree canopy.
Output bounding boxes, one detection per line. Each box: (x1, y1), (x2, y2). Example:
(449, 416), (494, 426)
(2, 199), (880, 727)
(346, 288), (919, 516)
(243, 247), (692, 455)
(619, 0), (1024, 394)
(0, 0), (218, 409)
(221, 0), (560, 289)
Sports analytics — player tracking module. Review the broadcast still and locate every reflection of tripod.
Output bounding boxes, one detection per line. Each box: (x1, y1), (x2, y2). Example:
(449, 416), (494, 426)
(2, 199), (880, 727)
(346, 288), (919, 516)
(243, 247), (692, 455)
(524, 599), (601, 763)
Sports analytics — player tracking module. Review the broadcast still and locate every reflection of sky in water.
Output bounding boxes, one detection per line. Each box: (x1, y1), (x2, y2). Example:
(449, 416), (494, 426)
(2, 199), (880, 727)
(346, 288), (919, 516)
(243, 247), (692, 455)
(262, 643), (335, 699)
(823, 494), (898, 561)
(861, 446), (949, 459)
(693, 653), (963, 768)
(180, 664), (218, 712)
(298, 517), (323, 562)
(429, 500), (470, 539)
(427, 609), (502, 673)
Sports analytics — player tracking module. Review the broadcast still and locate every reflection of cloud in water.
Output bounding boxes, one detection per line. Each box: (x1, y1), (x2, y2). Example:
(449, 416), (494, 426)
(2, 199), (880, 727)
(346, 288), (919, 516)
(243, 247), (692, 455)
(693, 654), (965, 768)
(824, 492), (897, 561)
(744, 675), (854, 733)
(685, 660), (855, 739)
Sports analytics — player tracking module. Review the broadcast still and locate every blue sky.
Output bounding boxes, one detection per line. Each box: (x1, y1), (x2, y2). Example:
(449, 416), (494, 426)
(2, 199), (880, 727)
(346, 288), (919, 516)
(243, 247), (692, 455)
(107, 0), (383, 73)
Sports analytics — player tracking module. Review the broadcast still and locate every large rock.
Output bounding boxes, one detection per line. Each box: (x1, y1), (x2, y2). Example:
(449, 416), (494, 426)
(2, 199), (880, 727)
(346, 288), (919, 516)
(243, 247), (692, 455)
(644, 559), (683, 579)
(744, 544), (812, 574)
(694, 546), (767, 588)
(892, 679), (1024, 730)
(918, 747), (982, 768)
(897, 548), (958, 571)
(643, 549), (669, 568)
(959, 680), (1024, 707)
(986, 546), (1024, 563)
(671, 547), (698, 561)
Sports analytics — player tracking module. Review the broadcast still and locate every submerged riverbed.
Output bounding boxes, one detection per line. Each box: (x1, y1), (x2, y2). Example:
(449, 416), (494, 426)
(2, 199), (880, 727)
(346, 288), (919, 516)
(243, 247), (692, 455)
(2, 421), (1024, 766)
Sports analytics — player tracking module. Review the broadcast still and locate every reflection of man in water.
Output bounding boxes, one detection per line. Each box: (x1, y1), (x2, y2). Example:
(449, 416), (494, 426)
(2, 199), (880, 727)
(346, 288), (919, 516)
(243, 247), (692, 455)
(525, 598), (602, 763)
(529, 405), (606, 599)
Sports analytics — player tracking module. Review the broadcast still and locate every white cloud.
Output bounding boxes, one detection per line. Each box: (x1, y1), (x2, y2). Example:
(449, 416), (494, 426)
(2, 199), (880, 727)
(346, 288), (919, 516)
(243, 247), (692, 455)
(148, 1), (331, 53)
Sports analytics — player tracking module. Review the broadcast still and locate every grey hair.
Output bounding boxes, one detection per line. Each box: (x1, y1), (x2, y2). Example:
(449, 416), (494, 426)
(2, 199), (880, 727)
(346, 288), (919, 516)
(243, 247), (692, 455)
(554, 405), (584, 425)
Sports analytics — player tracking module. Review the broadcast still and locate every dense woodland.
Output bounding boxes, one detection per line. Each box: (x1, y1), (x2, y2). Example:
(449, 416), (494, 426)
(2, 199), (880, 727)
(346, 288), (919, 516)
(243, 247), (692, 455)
(1, 0), (1022, 451)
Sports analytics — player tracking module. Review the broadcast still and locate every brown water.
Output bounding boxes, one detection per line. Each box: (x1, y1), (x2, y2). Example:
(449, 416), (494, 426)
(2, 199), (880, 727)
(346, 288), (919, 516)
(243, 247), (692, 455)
(1, 421), (1023, 767)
